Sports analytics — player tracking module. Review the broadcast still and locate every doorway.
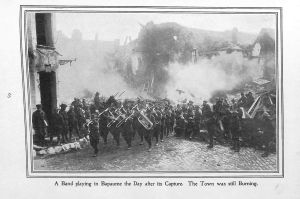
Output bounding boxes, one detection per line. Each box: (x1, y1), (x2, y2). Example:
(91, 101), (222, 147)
(39, 71), (57, 130)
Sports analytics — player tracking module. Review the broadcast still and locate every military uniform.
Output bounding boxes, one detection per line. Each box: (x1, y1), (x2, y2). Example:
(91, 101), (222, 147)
(89, 119), (100, 156)
(185, 110), (194, 139)
(52, 109), (64, 143)
(174, 112), (186, 138)
(152, 110), (162, 145)
(121, 114), (134, 149)
(59, 105), (69, 142)
(98, 114), (109, 145)
(190, 109), (201, 139)
(230, 112), (242, 152)
(67, 107), (80, 140)
(32, 106), (47, 146)
(207, 114), (217, 148)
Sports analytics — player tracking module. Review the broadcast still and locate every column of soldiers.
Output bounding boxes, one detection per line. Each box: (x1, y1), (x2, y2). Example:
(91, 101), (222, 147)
(32, 90), (269, 157)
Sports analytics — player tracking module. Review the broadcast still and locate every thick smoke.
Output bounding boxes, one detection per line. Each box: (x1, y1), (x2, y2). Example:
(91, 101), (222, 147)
(165, 52), (262, 103)
(57, 61), (138, 104)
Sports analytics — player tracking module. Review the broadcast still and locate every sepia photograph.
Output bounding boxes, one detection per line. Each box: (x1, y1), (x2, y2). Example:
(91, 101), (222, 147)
(21, 7), (282, 176)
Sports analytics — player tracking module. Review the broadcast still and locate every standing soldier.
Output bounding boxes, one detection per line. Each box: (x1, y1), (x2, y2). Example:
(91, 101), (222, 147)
(32, 104), (47, 146)
(174, 110), (186, 138)
(89, 114), (100, 157)
(160, 107), (166, 142)
(206, 110), (217, 149)
(67, 105), (79, 141)
(238, 92), (247, 108)
(165, 108), (172, 137)
(51, 107), (63, 144)
(59, 104), (69, 143)
(230, 111), (242, 152)
(201, 101), (215, 148)
(185, 108), (194, 139)
(190, 105), (201, 140)
(202, 100), (211, 119)
(170, 108), (175, 134)
(74, 105), (85, 138)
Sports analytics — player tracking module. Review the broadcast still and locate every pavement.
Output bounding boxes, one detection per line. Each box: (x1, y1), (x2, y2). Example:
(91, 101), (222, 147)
(34, 133), (277, 171)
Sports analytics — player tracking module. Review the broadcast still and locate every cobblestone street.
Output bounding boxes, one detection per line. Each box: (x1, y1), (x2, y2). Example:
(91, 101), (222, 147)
(34, 134), (277, 171)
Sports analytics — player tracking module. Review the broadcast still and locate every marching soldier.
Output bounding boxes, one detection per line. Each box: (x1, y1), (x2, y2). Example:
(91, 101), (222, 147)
(98, 110), (110, 145)
(152, 108), (161, 146)
(120, 107), (134, 150)
(89, 114), (100, 157)
(144, 108), (154, 151)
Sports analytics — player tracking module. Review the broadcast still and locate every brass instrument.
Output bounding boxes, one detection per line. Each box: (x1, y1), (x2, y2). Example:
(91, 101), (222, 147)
(136, 107), (153, 130)
(116, 104), (137, 128)
(98, 108), (109, 117)
(107, 106), (127, 128)
(107, 109), (118, 128)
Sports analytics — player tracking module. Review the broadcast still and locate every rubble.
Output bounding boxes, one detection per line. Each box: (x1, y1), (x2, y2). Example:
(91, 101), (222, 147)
(33, 137), (89, 158)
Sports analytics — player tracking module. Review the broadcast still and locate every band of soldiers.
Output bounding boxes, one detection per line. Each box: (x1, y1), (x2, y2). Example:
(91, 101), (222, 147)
(33, 91), (274, 157)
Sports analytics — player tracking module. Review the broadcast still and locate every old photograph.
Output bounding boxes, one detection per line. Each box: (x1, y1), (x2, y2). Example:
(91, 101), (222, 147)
(22, 7), (282, 175)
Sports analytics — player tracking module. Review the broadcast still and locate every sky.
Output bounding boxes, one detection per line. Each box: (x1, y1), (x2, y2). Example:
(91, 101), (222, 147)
(55, 13), (276, 42)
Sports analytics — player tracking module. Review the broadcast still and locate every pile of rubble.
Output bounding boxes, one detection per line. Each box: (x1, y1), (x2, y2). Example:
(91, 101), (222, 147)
(33, 137), (90, 158)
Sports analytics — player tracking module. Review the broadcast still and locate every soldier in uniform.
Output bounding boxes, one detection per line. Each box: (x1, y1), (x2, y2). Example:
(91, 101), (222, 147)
(206, 110), (217, 149)
(190, 105), (201, 140)
(74, 104), (85, 138)
(89, 114), (100, 157)
(238, 92), (247, 108)
(152, 108), (162, 146)
(185, 108), (195, 139)
(222, 109), (232, 140)
(230, 111), (242, 152)
(174, 110), (186, 138)
(132, 109), (144, 145)
(120, 106), (134, 150)
(202, 100), (211, 119)
(160, 107), (166, 142)
(165, 108), (172, 137)
(51, 107), (63, 144)
(98, 111), (110, 145)
(170, 108), (175, 134)
(144, 108), (154, 151)
(59, 104), (69, 143)
(67, 105), (79, 141)
(32, 104), (47, 146)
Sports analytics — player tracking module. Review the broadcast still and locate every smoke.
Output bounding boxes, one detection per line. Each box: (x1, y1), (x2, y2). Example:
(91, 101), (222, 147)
(57, 61), (138, 104)
(165, 52), (262, 103)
